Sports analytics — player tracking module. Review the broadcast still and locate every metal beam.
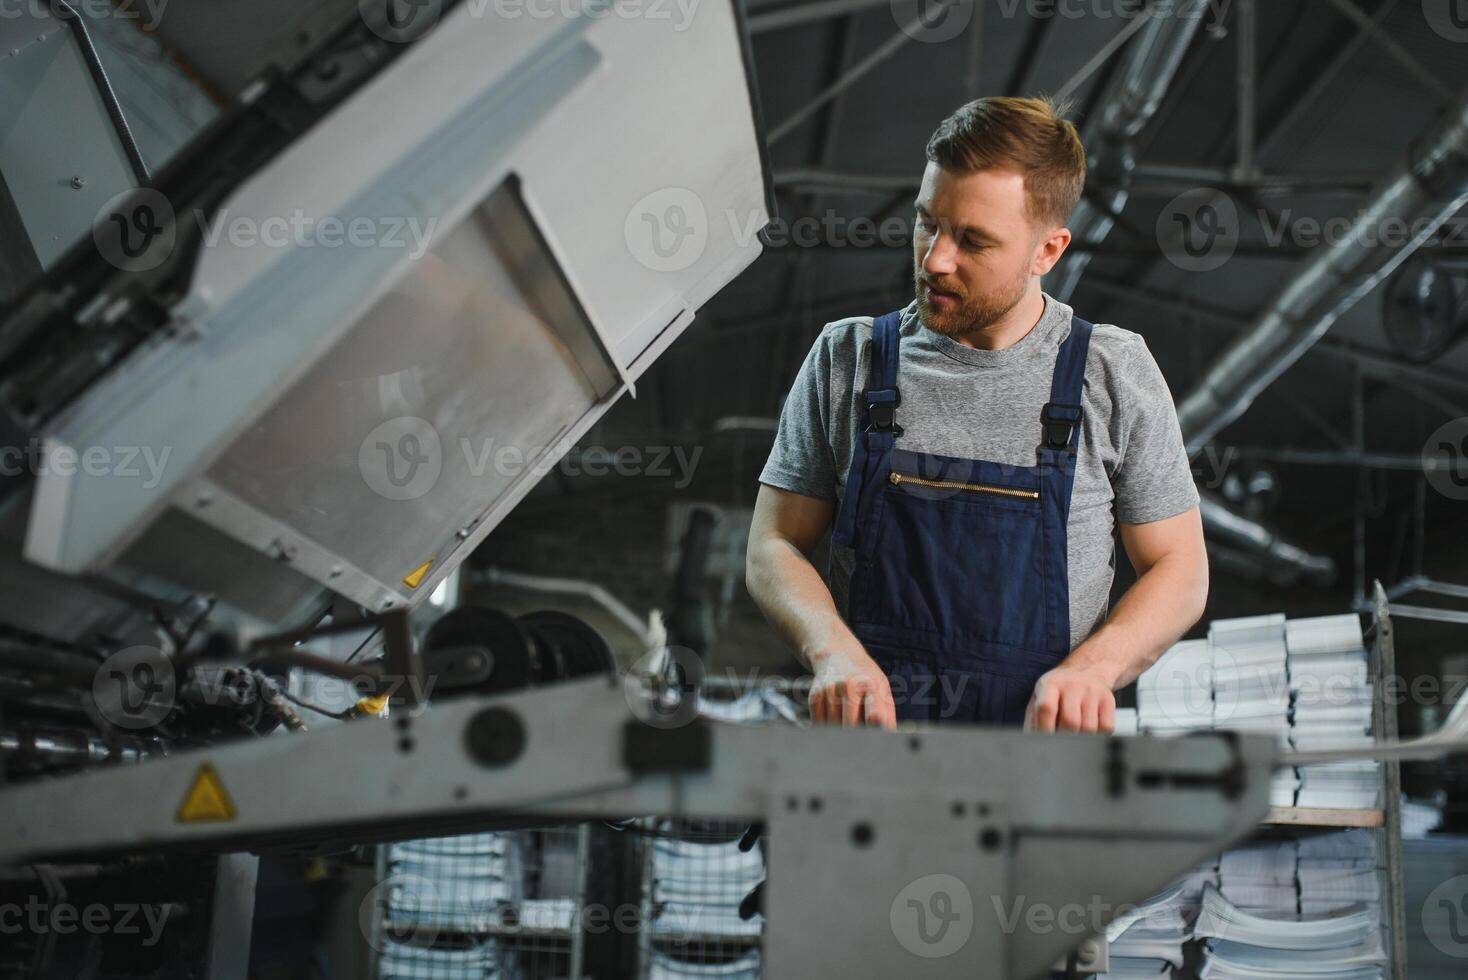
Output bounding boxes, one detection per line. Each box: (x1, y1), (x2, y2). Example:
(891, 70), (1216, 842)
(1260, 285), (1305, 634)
(1054, 7), (1159, 105)
(1223, 447), (1464, 470)
(1047, 0), (1212, 301)
(771, 165), (1378, 197)
(1003, 12), (1052, 97)
(1319, 0), (1455, 105)
(767, 7), (928, 145)
(1235, 0), (1257, 176)
(1079, 274), (1468, 400)
(746, 0), (891, 35)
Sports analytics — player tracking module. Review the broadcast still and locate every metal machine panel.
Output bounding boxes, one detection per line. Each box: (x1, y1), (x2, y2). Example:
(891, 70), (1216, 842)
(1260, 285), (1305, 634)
(202, 181), (616, 608)
(0, 10), (136, 268)
(0, 677), (1279, 980)
(22, 0), (771, 624)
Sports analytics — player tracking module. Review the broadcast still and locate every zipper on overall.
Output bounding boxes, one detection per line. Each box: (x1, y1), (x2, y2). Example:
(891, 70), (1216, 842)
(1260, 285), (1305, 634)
(888, 471), (1039, 501)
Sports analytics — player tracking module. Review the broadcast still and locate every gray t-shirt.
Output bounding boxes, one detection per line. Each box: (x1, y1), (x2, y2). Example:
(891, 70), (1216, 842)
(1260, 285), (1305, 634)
(757, 291), (1199, 651)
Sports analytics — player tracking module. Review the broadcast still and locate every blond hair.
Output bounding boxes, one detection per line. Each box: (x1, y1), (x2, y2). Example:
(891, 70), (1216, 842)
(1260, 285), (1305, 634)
(925, 95), (1086, 227)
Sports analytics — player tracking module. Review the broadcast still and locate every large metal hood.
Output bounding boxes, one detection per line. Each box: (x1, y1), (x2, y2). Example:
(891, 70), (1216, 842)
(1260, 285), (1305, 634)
(18, 0), (773, 627)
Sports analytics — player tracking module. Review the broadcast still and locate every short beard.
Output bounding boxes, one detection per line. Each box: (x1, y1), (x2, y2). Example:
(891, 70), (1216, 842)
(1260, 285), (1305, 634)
(914, 266), (1030, 339)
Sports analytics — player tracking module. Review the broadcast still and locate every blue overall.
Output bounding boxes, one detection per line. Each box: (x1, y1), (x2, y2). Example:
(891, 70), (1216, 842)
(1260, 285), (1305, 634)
(830, 308), (1095, 726)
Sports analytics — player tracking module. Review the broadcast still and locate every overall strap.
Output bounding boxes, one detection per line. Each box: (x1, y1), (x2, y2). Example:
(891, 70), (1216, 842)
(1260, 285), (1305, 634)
(831, 309), (904, 547)
(1039, 315), (1094, 453)
(861, 310), (904, 438)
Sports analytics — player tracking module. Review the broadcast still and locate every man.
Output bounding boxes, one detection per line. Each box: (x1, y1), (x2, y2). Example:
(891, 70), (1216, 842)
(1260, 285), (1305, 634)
(744, 96), (1207, 734)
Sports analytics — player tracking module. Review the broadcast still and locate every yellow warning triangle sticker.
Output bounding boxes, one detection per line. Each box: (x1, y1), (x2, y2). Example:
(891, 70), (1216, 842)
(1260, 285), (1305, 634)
(402, 558), (433, 590)
(176, 764), (237, 823)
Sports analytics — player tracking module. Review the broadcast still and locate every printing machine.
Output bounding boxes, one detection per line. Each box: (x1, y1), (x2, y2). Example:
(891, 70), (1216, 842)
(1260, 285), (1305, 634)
(0, 2), (1282, 977)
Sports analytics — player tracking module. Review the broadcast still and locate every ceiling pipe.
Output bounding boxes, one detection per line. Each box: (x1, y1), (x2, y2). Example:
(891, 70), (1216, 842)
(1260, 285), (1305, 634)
(1176, 85), (1468, 451)
(1167, 88), (1468, 586)
(1035, 2), (1338, 585)
(1199, 493), (1336, 587)
(1049, 0), (1211, 302)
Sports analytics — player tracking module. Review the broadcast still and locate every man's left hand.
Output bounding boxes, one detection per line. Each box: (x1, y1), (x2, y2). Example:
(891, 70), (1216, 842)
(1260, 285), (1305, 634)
(1023, 666), (1116, 733)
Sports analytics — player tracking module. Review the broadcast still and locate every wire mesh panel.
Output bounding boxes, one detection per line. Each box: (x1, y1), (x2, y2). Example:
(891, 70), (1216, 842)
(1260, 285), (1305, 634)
(628, 684), (809, 980)
(378, 826), (587, 980)
(638, 819), (765, 980)
(371, 682), (803, 979)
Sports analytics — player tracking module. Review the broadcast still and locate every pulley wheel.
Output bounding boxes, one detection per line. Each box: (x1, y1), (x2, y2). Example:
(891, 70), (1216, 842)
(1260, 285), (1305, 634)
(424, 606), (537, 694)
(518, 610), (615, 681)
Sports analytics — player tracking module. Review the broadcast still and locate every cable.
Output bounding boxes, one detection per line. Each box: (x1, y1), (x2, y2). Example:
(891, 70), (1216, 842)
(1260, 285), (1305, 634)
(277, 687), (353, 721)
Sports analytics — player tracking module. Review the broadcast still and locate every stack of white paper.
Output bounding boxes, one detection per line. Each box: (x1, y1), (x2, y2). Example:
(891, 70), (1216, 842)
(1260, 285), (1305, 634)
(379, 938), (493, 980)
(1286, 615), (1381, 810)
(1138, 639), (1214, 734)
(1287, 615), (1377, 745)
(513, 897), (578, 931)
(1193, 883), (1385, 979)
(1297, 830), (1380, 919)
(1102, 880), (1192, 977)
(1212, 614), (1291, 741)
(1218, 842), (1298, 912)
(650, 831), (765, 939)
(1211, 615), (1296, 805)
(1295, 761), (1381, 809)
(386, 832), (524, 934)
(1178, 859), (1222, 923)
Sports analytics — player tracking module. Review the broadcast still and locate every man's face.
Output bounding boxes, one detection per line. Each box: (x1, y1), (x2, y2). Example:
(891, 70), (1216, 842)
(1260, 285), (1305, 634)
(911, 162), (1063, 336)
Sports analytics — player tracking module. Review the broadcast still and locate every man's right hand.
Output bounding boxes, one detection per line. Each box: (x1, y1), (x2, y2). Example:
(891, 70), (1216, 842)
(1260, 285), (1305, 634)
(808, 647), (897, 728)
(745, 486), (898, 729)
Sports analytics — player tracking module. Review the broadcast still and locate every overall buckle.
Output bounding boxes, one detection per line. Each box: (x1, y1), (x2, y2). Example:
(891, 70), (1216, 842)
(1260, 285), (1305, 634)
(1041, 402), (1082, 450)
(862, 387), (902, 436)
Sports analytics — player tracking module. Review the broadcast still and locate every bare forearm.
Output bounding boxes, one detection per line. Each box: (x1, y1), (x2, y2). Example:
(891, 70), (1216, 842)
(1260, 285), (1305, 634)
(1060, 552), (1208, 690)
(745, 538), (860, 671)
